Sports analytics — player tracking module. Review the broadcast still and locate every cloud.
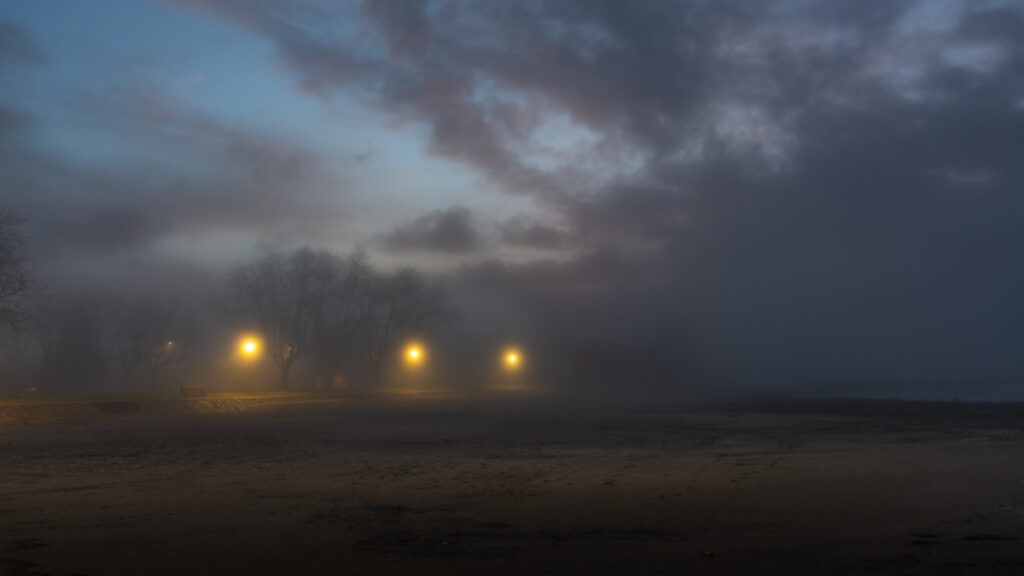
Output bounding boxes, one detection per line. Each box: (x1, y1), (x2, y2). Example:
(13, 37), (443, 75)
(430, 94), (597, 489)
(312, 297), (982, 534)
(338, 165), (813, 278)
(379, 206), (481, 254)
(0, 22), (41, 146)
(497, 217), (569, 250)
(344, 0), (1022, 391)
(0, 105), (34, 143)
(0, 79), (364, 290)
(0, 20), (44, 65)
(12, 1), (1024, 394)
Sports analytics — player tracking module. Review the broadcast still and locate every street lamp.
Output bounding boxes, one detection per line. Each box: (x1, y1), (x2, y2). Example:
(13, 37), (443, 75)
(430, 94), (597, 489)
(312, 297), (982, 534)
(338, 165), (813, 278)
(502, 347), (523, 372)
(237, 335), (261, 359)
(235, 334), (263, 393)
(404, 342), (425, 366)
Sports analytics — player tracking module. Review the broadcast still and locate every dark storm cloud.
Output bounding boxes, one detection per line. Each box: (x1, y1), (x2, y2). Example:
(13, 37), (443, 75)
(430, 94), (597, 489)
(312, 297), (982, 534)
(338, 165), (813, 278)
(497, 217), (569, 250)
(170, 0), (576, 205)
(0, 20), (43, 65)
(0, 21), (41, 146)
(47, 203), (173, 253)
(380, 206), (481, 254)
(0, 105), (33, 143)
(331, 0), (1024, 392)
(172, 0), (940, 233)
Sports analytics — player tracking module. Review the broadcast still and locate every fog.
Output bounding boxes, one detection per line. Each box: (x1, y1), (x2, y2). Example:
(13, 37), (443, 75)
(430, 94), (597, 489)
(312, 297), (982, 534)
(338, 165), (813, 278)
(7, 6), (1024, 575)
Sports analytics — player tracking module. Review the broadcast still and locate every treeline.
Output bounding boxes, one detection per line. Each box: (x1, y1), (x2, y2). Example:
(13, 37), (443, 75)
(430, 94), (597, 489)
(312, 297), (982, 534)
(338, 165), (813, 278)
(36, 293), (198, 394)
(220, 247), (457, 390)
(0, 216), (457, 395)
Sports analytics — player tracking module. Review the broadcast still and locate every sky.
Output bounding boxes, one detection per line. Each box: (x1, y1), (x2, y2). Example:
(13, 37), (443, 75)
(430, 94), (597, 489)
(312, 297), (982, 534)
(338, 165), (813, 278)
(2, 0), (1024, 397)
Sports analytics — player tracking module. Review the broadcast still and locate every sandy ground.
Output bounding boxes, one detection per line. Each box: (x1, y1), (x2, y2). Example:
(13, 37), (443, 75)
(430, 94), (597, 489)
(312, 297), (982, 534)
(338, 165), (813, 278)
(1, 395), (1023, 575)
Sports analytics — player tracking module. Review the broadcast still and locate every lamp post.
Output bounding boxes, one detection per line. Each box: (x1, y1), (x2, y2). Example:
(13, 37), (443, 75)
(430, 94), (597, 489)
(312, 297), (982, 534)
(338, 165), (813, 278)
(404, 342), (426, 367)
(237, 335), (262, 392)
(502, 347), (523, 372)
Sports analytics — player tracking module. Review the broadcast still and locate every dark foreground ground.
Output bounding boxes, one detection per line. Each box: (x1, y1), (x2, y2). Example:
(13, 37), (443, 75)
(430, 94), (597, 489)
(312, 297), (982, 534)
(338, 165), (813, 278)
(2, 394), (1024, 575)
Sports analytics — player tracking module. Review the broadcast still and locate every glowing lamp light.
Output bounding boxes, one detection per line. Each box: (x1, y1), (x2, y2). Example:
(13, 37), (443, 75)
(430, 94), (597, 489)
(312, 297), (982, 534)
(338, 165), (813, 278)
(503, 347), (523, 371)
(405, 342), (425, 366)
(237, 335), (261, 359)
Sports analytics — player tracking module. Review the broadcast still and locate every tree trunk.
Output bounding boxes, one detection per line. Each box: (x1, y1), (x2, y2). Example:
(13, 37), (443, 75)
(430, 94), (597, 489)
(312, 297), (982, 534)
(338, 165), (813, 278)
(323, 363), (334, 391)
(279, 357), (294, 389)
(371, 355), (384, 388)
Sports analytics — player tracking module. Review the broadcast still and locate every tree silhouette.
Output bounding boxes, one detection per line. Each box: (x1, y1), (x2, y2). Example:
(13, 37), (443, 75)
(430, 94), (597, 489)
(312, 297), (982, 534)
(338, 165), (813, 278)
(0, 211), (34, 333)
(313, 250), (372, 390)
(110, 295), (187, 392)
(223, 247), (337, 389)
(358, 267), (458, 386)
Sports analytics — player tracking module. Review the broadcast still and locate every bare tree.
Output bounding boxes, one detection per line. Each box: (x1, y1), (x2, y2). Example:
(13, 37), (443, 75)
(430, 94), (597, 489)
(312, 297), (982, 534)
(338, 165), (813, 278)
(38, 294), (108, 393)
(141, 336), (182, 392)
(313, 250), (372, 389)
(109, 299), (144, 392)
(112, 296), (189, 392)
(224, 247), (457, 389)
(223, 247), (337, 389)
(358, 267), (458, 386)
(0, 211), (34, 333)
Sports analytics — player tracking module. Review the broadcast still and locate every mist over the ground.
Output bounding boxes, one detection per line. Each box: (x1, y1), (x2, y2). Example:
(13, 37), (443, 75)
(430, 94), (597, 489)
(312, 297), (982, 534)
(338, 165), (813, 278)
(2, 1), (1024, 399)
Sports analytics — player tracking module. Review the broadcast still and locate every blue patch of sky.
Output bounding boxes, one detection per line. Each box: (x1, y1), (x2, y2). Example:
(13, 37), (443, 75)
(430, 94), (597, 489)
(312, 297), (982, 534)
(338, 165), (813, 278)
(2, 0), (535, 243)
